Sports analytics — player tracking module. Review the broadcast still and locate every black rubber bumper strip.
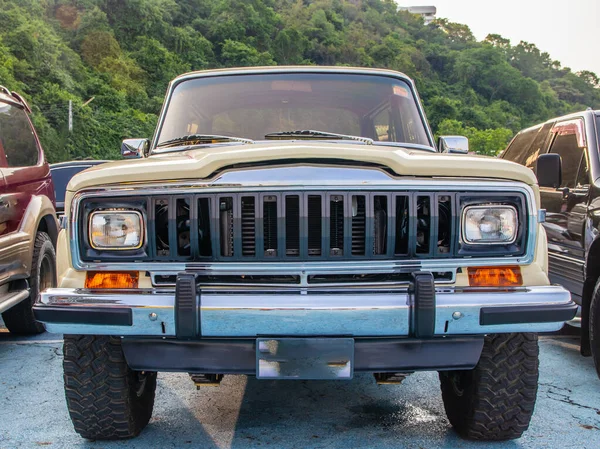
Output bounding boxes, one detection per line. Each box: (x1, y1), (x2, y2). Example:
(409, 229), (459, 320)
(122, 337), (484, 373)
(33, 306), (132, 326)
(411, 271), (436, 338)
(175, 273), (198, 339)
(480, 302), (578, 326)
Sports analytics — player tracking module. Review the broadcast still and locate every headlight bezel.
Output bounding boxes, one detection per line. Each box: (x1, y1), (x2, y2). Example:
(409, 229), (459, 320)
(461, 204), (518, 246)
(88, 209), (145, 251)
(79, 197), (150, 262)
(457, 193), (528, 258)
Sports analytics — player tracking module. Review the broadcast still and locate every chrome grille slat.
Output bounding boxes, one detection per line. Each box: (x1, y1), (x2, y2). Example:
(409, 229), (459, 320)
(351, 195), (366, 256)
(307, 195), (322, 256)
(241, 196), (256, 256)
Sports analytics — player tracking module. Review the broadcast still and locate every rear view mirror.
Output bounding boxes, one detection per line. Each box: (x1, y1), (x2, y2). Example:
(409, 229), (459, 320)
(121, 138), (149, 159)
(438, 136), (469, 154)
(536, 153), (562, 188)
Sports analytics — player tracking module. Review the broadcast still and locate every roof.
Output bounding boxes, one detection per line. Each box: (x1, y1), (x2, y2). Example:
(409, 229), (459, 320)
(171, 66), (413, 84)
(0, 86), (31, 113)
(516, 109), (600, 136)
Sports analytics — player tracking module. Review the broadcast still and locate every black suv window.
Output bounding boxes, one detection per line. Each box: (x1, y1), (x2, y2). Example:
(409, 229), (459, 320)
(576, 151), (590, 187)
(548, 119), (586, 188)
(523, 122), (554, 173)
(0, 102), (39, 167)
(502, 126), (538, 165)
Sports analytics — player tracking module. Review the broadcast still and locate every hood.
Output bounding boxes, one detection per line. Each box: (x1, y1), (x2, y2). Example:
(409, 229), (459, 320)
(67, 142), (537, 193)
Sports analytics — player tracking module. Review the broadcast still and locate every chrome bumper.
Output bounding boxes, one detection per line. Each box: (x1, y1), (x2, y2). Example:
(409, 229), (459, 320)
(35, 284), (575, 337)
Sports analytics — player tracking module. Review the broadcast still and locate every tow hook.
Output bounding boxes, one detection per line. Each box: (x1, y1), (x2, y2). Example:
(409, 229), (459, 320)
(373, 373), (410, 385)
(189, 373), (224, 389)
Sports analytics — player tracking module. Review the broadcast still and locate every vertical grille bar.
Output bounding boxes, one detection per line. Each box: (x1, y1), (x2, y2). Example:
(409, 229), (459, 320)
(153, 198), (170, 258)
(233, 193), (242, 259)
(435, 194), (453, 256)
(241, 196), (256, 256)
(219, 197), (234, 257)
(263, 195), (278, 257)
(394, 194), (410, 256)
(168, 196), (177, 258)
(329, 194), (344, 256)
(197, 197), (212, 257)
(373, 195), (388, 256)
(189, 196), (199, 259)
(285, 195), (300, 256)
(351, 195), (366, 255)
(176, 198), (192, 257)
(147, 197), (156, 259)
(416, 194), (434, 256)
(386, 194), (395, 258)
(307, 194), (322, 256)
(277, 194), (285, 260)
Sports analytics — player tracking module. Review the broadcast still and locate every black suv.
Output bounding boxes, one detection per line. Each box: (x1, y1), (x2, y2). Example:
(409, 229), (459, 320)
(500, 110), (600, 375)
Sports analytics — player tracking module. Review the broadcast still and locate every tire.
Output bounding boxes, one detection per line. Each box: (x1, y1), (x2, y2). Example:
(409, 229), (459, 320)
(2, 231), (56, 334)
(439, 333), (539, 441)
(588, 278), (600, 378)
(63, 335), (156, 440)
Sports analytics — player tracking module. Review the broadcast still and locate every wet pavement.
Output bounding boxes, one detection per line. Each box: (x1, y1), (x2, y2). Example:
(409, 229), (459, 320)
(1, 323), (599, 449)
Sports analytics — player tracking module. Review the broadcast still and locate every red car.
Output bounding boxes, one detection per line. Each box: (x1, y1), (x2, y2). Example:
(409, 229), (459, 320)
(0, 86), (58, 334)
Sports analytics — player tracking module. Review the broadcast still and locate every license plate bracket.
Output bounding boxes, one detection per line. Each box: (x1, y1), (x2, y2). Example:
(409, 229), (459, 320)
(256, 338), (354, 380)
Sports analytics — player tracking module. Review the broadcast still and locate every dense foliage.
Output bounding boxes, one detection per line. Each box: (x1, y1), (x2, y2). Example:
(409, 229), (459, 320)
(0, 0), (598, 161)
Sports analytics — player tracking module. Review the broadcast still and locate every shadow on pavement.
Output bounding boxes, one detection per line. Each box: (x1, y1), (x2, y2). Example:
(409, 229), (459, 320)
(226, 375), (526, 449)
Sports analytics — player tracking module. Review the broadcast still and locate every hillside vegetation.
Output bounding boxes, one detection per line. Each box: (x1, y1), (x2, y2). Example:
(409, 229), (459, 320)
(0, 0), (598, 161)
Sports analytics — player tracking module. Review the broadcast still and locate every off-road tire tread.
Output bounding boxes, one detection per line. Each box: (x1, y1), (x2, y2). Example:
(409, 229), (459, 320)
(589, 278), (600, 377)
(439, 332), (539, 441)
(63, 335), (156, 440)
(2, 231), (54, 334)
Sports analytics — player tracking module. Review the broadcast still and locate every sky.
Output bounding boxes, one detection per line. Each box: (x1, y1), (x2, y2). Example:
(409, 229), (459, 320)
(399, 0), (600, 76)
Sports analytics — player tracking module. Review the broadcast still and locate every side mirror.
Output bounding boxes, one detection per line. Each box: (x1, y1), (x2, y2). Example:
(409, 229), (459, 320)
(438, 136), (469, 154)
(536, 153), (562, 188)
(121, 138), (149, 159)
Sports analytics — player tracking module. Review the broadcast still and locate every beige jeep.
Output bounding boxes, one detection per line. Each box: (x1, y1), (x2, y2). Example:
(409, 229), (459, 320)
(34, 67), (575, 441)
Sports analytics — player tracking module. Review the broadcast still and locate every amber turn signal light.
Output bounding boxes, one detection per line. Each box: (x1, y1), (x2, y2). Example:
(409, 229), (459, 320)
(467, 266), (522, 287)
(85, 272), (139, 289)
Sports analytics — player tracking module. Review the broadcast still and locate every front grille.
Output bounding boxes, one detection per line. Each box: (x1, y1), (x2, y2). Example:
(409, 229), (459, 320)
(139, 191), (455, 261)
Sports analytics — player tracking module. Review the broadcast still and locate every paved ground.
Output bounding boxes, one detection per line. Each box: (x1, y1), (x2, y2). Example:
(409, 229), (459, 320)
(1, 323), (599, 449)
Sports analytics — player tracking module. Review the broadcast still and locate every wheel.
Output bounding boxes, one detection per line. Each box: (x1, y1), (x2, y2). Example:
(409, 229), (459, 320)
(589, 278), (600, 378)
(2, 231), (56, 334)
(439, 333), (539, 441)
(63, 335), (157, 440)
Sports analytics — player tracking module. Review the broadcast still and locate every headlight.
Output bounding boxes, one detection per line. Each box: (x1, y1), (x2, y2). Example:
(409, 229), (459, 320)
(462, 205), (518, 245)
(89, 210), (143, 250)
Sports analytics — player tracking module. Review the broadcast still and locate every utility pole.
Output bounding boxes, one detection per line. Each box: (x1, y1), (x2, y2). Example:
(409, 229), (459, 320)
(68, 100), (73, 133)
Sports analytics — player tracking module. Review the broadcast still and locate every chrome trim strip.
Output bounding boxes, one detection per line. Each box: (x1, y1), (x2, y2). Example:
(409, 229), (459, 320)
(548, 251), (584, 266)
(37, 285), (571, 337)
(150, 270), (456, 288)
(69, 181), (538, 271)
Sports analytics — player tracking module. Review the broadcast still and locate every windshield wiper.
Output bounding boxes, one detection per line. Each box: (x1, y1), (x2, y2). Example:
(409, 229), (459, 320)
(157, 134), (254, 148)
(265, 130), (373, 145)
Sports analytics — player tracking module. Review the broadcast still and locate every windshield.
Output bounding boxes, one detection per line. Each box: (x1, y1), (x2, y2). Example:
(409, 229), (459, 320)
(155, 73), (431, 149)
